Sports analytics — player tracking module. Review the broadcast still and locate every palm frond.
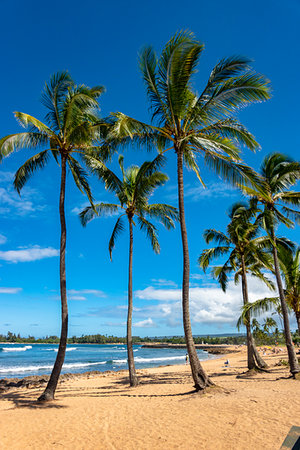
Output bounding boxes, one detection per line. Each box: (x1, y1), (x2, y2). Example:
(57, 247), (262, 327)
(203, 229), (231, 245)
(137, 216), (160, 253)
(198, 246), (231, 271)
(68, 155), (94, 204)
(144, 203), (179, 229)
(14, 112), (55, 136)
(183, 146), (205, 185)
(0, 132), (49, 160)
(237, 296), (280, 330)
(13, 150), (51, 193)
(79, 203), (119, 227)
(84, 154), (123, 195)
(41, 71), (73, 132)
(109, 215), (126, 260)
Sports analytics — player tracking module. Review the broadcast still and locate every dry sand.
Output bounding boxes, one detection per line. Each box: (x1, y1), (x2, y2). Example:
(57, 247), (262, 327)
(0, 347), (299, 449)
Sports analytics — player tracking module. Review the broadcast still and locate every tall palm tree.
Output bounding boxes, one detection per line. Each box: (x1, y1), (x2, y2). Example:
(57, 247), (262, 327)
(239, 153), (300, 376)
(199, 202), (273, 370)
(239, 246), (300, 336)
(80, 154), (178, 386)
(0, 72), (105, 401)
(106, 30), (271, 390)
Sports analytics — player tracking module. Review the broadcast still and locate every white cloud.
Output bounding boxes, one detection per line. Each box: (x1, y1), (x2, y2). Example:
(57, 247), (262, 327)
(68, 295), (87, 301)
(0, 287), (22, 294)
(135, 277), (275, 326)
(135, 286), (181, 301)
(0, 234), (7, 245)
(0, 246), (59, 263)
(134, 318), (156, 328)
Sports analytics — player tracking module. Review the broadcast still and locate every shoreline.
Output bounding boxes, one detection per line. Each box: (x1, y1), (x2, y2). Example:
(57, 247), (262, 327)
(1, 347), (299, 449)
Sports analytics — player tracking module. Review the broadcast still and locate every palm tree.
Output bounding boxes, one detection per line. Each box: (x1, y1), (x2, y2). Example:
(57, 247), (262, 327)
(239, 246), (300, 336)
(79, 154), (178, 386)
(239, 153), (300, 376)
(106, 30), (271, 390)
(199, 202), (273, 370)
(0, 72), (105, 400)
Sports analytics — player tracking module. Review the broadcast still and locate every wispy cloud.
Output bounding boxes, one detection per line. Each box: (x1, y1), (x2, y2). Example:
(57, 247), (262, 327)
(0, 172), (46, 217)
(0, 287), (22, 294)
(68, 289), (106, 298)
(165, 182), (239, 203)
(0, 234), (7, 245)
(0, 246), (59, 263)
(0, 171), (15, 183)
(151, 278), (178, 288)
(54, 289), (107, 302)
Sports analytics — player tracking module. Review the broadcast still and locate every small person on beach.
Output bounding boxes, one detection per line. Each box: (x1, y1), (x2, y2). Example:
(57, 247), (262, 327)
(185, 353), (189, 365)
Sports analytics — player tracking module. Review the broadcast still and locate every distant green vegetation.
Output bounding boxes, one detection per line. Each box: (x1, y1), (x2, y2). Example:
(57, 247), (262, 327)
(1, 330), (299, 346)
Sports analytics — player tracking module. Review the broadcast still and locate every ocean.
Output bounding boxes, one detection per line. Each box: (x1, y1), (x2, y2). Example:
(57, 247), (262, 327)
(0, 343), (213, 379)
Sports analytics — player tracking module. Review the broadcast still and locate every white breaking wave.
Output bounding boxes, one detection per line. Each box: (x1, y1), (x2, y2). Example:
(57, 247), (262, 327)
(112, 355), (186, 365)
(0, 360), (107, 374)
(54, 347), (77, 352)
(1, 345), (32, 352)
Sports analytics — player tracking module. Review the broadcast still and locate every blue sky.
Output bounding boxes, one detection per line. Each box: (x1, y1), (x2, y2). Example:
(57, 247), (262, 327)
(0, 0), (299, 338)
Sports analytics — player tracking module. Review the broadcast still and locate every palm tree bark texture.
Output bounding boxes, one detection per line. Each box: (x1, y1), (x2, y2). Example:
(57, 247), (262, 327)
(177, 147), (213, 390)
(127, 219), (138, 387)
(271, 229), (300, 376)
(38, 153), (68, 401)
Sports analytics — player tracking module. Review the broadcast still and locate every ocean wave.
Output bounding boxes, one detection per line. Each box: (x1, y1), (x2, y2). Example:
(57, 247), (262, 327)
(112, 355), (186, 365)
(0, 345), (32, 353)
(54, 348), (77, 352)
(0, 360), (107, 374)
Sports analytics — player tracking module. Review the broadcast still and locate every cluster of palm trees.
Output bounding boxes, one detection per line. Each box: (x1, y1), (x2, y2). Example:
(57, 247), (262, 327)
(0, 30), (299, 401)
(199, 153), (300, 376)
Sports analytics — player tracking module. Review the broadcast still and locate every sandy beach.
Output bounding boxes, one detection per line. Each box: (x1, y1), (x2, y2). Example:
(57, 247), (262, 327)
(0, 347), (299, 449)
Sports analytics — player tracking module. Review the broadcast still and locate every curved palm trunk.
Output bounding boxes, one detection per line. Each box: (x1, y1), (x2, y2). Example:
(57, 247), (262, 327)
(38, 154), (68, 401)
(127, 219), (138, 387)
(177, 148), (213, 391)
(241, 257), (267, 369)
(295, 311), (300, 337)
(271, 229), (300, 376)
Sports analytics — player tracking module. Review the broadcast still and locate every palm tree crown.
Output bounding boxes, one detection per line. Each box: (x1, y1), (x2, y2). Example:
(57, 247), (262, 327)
(0, 71), (104, 196)
(199, 202), (274, 290)
(80, 154), (178, 253)
(109, 30), (271, 183)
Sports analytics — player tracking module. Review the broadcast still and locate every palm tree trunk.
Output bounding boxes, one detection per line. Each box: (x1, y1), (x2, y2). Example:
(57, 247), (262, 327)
(176, 147), (213, 391)
(127, 219), (138, 387)
(38, 153), (68, 401)
(295, 311), (300, 337)
(241, 256), (258, 369)
(271, 228), (300, 376)
(240, 256), (268, 369)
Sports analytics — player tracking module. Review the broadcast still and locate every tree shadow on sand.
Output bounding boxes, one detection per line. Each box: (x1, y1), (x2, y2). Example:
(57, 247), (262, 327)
(1, 389), (68, 409)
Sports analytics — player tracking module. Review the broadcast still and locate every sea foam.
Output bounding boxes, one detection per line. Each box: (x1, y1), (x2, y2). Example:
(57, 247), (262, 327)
(0, 345), (32, 352)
